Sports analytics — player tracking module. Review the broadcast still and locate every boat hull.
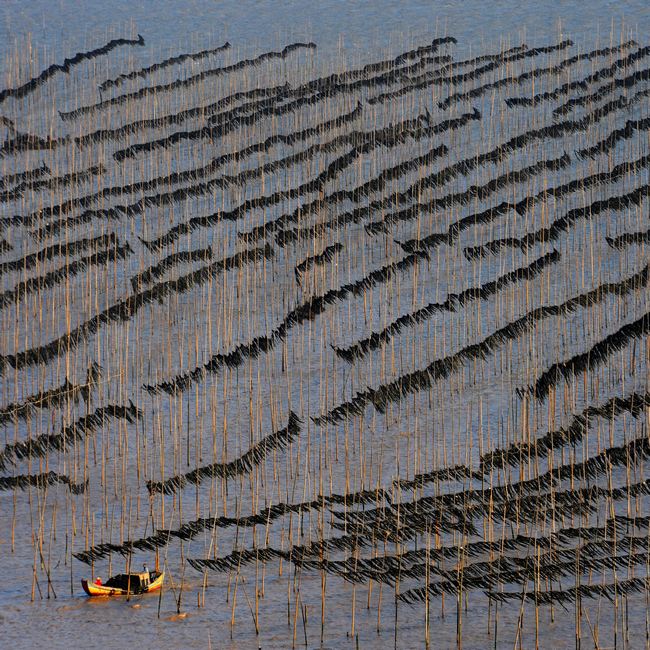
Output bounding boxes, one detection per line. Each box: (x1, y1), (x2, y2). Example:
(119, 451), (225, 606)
(81, 572), (164, 597)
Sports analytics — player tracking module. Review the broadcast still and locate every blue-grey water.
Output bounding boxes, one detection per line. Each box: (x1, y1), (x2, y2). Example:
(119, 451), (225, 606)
(1, 2), (650, 649)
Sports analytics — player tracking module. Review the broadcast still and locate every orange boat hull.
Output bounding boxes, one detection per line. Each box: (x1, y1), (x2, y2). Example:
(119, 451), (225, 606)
(81, 572), (164, 597)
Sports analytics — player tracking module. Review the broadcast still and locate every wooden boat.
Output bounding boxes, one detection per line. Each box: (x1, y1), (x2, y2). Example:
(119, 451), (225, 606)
(81, 570), (164, 596)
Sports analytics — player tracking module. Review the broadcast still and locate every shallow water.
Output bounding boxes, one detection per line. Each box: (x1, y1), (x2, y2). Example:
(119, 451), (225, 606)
(1, 2), (650, 649)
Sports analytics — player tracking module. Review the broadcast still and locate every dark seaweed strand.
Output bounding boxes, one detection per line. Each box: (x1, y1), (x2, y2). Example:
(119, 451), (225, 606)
(0, 245), (273, 376)
(295, 243), (344, 283)
(188, 515), (650, 577)
(368, 39), (574, 106)
(0, 239), (12, 253)
(0, 241), (133, 310)
(0, 34), (145, 105)
(146, 412), (302, 494)
(333, 250), (560, 363)
(367, 42), (539, 106)
(333, 472), (650, 544)
(144, 250), (429, 396)
(0, 471), (87, 494)
(0, 401), (141, 471)
(0, 163), (50, 188)
(0, 164), (104, 203)
(437, 42), (636, 110)
(137, 119), (454, 252)
(114, 51), (455, 162)
(43, 103), (426, 243)
(400, 151), (650, 255)
(13, 103), (362, 228)
(487, 578), (650, 606)
(279, 98), (628, 247)
(607, 227), (650, 249)
(521, 311), (650, 401)
(74, 486), (391, 564)
(98, 41), (231, 91)
(250, 109), (482, 245)
(74, 85), (292, 147)
(504, 41), (643, 106)
(314, 264), (649, 425)
(188, 527), (649, 581)
(271, 37), (456, 99)
(553, 60), (650, 116)
(0, 131), (67, 157)
(0, 233), (117, 278)
(268, 147), (451, 244)
(464, 181), (650, 260)
(480, 391), (650, 472)
(130, 246), (212, 291)
(364, 153), (571, 235)
(60, 42), (315, 120)
(0, 362), (102, 427)
(399, 550), (650, 604)
(578, 115), (650, 160)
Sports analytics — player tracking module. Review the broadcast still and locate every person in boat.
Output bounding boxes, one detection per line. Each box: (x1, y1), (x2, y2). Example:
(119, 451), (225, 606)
(95, 577), (102, 586)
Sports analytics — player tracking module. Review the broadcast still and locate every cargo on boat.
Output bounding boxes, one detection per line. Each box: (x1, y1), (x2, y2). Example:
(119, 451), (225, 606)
(81, 570), (164, 596)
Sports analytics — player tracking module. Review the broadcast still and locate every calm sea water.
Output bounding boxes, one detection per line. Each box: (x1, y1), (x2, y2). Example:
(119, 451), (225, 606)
(1, 2), (649, 649)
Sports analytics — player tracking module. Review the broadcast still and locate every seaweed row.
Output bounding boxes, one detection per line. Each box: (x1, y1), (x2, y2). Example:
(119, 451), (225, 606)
(0, 362), (102, 427)
(333, 250), (560, 364)
(314, 264), (648, 425)
(578, 114), (650, 160)
(463, 181), (650, 259)
(0, 162), (50, 189)
(78, 86), (291, 147)
(295, 243), (344, 283)
(277, 99), (623, 248)
(186, 515), (650, 578)
(55, 108), (430, 244)
(0, 245), (273, 376)
(607, 227), (650, 249)
(139, 133), (455, 252)
(487, 577), (650, 606)
(144, 250), (429, 396)
(295, 37), (456, 95)
(504, 41), (646, 106)
(0, 471), (88, 494)
(521, 310), (650, 401)
(330, 473), (650, 544)
(0, 131), (65, 157)
(364, 153), (571, 235)
(0, 233), (118, 278)
(98, 41), (231, 91)
(130, 245), (212, 291)
(480, 390), (650, 472)
(335, 474), (557, 535)
(0, 164), (104, 203)
(0, 241), (133, 310)
(112, 50), (462, 162)
(0, 238), (12, 253)
(0, 34), (145, 105)
(73, 486), (390, 564)
(18, 103), (361, 226)
(60, 42), (316, 120)
(146, 411), (301, 494)
(438, 42), (638, 110)
(0, 401), (141, 471)
(367, 43), (533, 106)
(368, 39), (574, 106)
(399, 152), (650, 256)
(399, 551), (650, 604)
(247, 109), (483, 244)
(553, 61), (650, 116)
